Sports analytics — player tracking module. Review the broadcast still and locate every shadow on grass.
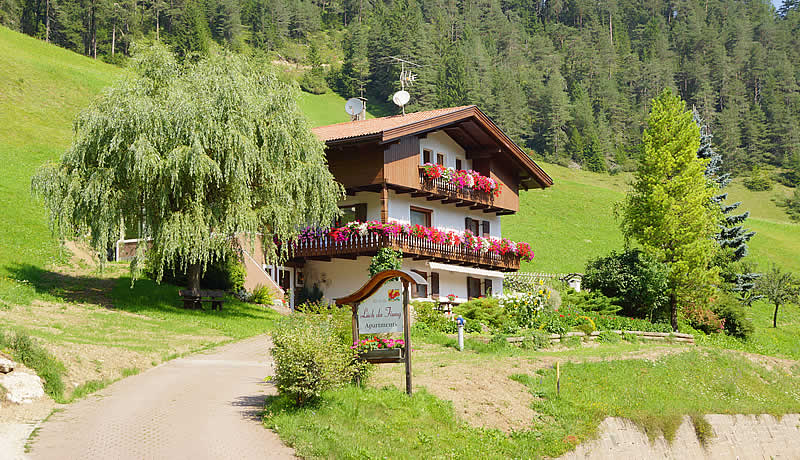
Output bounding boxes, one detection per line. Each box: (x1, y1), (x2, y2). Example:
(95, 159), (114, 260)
(7, 263), (271, 323)
(7, 262), (115, 306)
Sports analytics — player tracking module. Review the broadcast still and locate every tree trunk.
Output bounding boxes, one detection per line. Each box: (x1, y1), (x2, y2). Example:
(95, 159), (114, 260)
(45, 0), (50, 42)
(187, 262), (202, 292)
(773, 302), (779, 328)
(112, 24), (116, 56)
(670, 293), (678, 332)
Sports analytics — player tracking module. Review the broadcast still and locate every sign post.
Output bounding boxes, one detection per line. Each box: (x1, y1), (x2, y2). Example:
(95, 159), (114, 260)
(335, 270), (427, 396)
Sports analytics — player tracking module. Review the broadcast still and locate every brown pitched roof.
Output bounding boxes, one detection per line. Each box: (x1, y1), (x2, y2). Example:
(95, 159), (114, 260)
(312, 106), (473, 142)
(312, 105), (553, 189)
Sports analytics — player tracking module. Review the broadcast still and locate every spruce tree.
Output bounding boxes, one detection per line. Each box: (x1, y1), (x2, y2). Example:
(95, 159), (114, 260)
(694, 110), (759, 303)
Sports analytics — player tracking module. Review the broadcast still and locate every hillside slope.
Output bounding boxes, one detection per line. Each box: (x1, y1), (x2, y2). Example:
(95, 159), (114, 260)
(0, 26), (121, 303)
(504, 163), (800, 274)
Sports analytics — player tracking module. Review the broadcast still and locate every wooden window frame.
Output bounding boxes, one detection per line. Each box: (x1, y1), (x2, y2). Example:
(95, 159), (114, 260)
(464, 217), (479, 235)
(481, 220), (491, 238)
(484, 278), (493, 297)
(422, 149), (432, 164)
(436, 153), (445, 166)
(467, 276), (481, 300)
(410, 206), (432, 227)
(455, 158), (463, 170)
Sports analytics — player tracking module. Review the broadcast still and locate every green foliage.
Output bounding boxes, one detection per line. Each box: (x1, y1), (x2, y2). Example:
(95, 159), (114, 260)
(299, 41), (328, 94)
(412, 301), (456, 334)
(453, 297), (506, 331)
(520, 329), (551, 350)
(560, 289), (621, 316)
(743, 166), (773, 191)
(251, 285), (274, 304)
(583, 249), (669, 320)
(710, 292), (754, 340)
(498, 287), (552, 329)
(756, 265), (800, 328)
(778, 189), (800, 222)
(368, 248), (402, 277)
(0, 330), (66, 400)
(144, 249), (246, 292)
(621, 89), (719, 330)
(31, 43), (343, 290)
(270, 313), (360, 406)
(596, 330), (622, 344)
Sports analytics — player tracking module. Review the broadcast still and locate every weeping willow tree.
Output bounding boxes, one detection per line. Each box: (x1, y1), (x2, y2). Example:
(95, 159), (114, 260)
(32, 43), (343, 290)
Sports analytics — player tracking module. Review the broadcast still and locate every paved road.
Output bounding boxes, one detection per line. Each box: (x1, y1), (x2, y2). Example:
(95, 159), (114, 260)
(28, 336), (296, 460)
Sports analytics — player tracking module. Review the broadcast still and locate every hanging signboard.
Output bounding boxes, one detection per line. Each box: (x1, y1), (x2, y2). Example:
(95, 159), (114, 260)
(335, 269), (427, 396)
(357, 279), (404, 334)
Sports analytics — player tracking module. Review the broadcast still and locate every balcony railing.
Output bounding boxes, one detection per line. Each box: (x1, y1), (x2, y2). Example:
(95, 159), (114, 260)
(291, 232), (520, 271)
(417, 167), (496, 208)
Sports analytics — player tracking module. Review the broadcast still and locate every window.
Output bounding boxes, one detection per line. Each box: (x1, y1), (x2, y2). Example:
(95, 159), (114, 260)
(455, 158), (462, 170)
(464, 217), (479, 235)
(430, 272), (440, 298)
(467, 277), (481, 299)
(337, 203), (367, 226)
(436, 153), (445, 165)
(481, 220), (491, 238)
(410, 206), (432, 227)
(484, 279), (493, 297)
(422, 149), (432, 164)
(412, 270), (428, 298)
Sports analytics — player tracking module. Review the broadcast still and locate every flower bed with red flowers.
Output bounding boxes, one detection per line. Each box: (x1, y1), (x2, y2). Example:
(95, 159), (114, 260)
(351, 336), (405, 353)
(296, 220), (534, 262)
(421, 163), (501, 197)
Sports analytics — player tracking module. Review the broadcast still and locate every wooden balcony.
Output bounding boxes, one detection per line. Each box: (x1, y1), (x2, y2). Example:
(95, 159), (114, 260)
(290, 232), (521, 272)
(400, 167), (513, 215)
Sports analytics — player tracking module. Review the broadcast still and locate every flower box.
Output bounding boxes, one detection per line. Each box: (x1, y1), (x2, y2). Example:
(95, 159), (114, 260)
(359, 348), (404, 363)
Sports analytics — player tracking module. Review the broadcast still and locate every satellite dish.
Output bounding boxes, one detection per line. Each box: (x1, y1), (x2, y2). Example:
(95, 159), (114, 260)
(345, 98), (364, 117)
(393, 90), (410, 107)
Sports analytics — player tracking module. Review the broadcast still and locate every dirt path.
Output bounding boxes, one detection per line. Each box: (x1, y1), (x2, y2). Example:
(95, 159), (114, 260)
(27, 336), (295, 460)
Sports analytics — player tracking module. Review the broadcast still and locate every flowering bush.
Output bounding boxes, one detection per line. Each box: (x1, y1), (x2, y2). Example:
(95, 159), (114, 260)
(351, 336), (405, 353)
(498, 285), (550, 329)
(421, 163), (501, 197)
(297, 220), (535, 262)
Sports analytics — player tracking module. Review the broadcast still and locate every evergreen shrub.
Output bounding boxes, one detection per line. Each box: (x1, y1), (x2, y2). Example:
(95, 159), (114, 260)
(583, 249), (669, 320)
(743, 166), (773, 191)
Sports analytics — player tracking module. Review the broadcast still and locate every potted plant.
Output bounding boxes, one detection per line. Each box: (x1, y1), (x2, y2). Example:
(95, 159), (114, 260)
(447, 293), (456, 302)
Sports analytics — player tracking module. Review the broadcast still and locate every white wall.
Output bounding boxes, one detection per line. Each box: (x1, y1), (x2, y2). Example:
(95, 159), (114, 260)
(419, 130), (471, 170)
(386, 191), (502, 237)
(302, 257), (503, 304)
(338, 192), (382, 221)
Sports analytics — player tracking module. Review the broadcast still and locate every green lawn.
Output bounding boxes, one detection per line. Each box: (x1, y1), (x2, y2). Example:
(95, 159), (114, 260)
(264, 342), (800, 459)
(0, 26), (121, 304)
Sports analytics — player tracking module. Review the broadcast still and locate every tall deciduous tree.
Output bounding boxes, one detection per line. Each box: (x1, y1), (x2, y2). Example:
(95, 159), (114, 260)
(621, 89), (719, 331)
(32, 44), (343, 290)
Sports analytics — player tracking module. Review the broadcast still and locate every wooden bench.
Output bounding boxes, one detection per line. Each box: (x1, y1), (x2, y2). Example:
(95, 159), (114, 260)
(179, 289), (225, 311)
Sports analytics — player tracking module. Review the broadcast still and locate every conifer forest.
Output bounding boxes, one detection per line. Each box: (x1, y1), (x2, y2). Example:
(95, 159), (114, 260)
(4, 0), (799, 178)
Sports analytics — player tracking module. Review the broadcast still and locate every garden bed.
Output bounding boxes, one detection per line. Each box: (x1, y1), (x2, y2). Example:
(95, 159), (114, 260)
(505, 330), (695, 344)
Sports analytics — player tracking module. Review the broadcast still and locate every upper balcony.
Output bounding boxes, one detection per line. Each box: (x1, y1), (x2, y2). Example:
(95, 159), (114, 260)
(409, 166), (506, 214)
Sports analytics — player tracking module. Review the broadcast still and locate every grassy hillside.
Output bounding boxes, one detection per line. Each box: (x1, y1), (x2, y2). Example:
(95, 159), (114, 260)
(0, 26), (121, 303)
(505, 162), (800, 274)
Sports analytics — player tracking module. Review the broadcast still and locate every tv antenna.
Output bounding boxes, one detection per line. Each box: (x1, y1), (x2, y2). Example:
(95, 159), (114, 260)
(387, 56), (421, 115)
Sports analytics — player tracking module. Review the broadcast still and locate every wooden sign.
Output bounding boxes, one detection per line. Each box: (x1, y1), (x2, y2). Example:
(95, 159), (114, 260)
(357, 279), (404, 333)
(335, 269), (427, 396)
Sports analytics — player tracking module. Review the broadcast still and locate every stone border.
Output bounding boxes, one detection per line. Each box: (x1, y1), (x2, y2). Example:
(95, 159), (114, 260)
(506, 330), (695, 344)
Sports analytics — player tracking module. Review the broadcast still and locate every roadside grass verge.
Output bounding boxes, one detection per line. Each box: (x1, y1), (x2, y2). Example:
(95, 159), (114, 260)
(0, 330), (66, 400)
(265, 349), (800, 459)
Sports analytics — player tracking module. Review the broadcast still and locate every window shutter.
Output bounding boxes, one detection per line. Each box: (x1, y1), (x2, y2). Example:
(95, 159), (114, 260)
(484, 279), (492, 297)
(465, 217), (473, 232)
(481, 220), (491, 238)
(355, 203), (367, 222)
(430, 272), (440, 297)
